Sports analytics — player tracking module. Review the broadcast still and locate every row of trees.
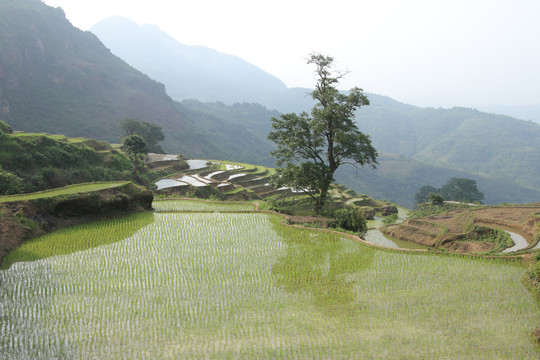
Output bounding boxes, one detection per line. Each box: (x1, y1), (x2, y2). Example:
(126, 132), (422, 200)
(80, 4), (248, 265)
(415, 178), (485, 205)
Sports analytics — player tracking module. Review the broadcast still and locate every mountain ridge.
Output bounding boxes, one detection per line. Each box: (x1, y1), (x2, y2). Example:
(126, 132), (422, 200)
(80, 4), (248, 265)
(90, 16), (288, 105)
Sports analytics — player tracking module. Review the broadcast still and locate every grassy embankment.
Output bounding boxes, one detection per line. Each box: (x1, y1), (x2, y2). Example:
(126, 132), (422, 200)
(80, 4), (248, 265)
(0, 181), (130, 203)
(0, 181), (153, 265)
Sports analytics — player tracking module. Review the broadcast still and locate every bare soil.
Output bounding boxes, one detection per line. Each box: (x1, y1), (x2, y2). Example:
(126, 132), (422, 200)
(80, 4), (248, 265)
(383, 204), (540, 254)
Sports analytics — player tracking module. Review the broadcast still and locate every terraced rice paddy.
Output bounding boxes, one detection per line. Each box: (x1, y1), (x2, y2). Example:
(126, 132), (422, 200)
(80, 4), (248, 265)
(0, 200), (538, 359)
(153, 199), (256, 212)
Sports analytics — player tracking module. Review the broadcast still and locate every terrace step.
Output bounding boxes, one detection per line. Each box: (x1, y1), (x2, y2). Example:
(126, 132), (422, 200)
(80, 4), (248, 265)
(236, 177), (269, 187)
(258, 188), (292, 198)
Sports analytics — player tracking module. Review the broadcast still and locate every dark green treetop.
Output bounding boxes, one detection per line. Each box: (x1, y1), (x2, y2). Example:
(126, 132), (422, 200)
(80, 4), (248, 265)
(121, 134), (148, 156)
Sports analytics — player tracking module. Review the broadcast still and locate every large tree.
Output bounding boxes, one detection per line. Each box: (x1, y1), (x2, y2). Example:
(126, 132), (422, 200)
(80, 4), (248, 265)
(268, 54), (378, 213)
(440, 177), (484, 203)
(118, 118), (165, 153)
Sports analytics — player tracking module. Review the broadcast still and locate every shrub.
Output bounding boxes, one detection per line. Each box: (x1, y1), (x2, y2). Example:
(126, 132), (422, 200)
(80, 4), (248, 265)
(382, 213), (398, 225)
(0, 168), (23, 195)
(328, 207), (367, 234)
(427, 192), (444, 205)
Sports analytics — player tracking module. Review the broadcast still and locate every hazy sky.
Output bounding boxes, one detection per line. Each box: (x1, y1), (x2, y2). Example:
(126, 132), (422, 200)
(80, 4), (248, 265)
(42, 0), (540, 109)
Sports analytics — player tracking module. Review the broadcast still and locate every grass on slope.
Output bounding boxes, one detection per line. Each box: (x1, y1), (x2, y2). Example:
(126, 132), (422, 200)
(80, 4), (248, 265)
(0, 182), (130, 203)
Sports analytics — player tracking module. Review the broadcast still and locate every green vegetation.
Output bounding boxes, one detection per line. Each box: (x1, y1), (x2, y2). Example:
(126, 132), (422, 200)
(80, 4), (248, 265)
(382, 213), (399, 225)
(0, 181), (130, 203)
(118, 118), (165, 153)
(121, 134), (148, 156)
(0, 131), (142, 193)
(0, 166), (23, 195)
(409, 202), (478, 219)
(416, 178), (484, 205)
(268, 54), (377, 213)
(461, 226), (513, 252)
(327, 207), (367, 234)
(0, 201), (537, 358)
(1, 212), (154, 270)
(153, 199), (256, 212)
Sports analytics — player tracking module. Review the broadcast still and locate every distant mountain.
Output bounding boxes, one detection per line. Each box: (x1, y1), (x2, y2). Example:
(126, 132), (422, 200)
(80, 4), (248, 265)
(2, 2), (539, 207)
(479, 104), (540, 124)
(352, 99), (540, 191)
(0, 0), (271, 165)
(335, 154), (540, 209)
(90, 17), (288, 106)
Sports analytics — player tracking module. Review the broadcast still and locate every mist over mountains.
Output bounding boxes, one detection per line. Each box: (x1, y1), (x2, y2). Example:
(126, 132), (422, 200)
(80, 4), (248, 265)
(1, 1), (539, 207)
(91, 17), (289, 106)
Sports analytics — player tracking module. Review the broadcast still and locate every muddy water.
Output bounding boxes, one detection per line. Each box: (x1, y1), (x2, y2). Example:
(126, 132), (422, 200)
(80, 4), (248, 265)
(186, 159), (208, 170)
(502, 231), (530, 253)
(363, 229), (427, 250)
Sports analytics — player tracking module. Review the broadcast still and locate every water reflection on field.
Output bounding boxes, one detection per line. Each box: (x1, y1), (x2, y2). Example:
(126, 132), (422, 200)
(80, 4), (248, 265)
(363, 229), (427, 250)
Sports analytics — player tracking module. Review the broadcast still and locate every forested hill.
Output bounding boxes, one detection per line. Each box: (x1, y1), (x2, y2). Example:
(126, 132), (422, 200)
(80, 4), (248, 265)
(0, 0), (272, 165)
(88, 16), (540, 193)
(0, 0), (178, 140)
(353, 96), (540, 191)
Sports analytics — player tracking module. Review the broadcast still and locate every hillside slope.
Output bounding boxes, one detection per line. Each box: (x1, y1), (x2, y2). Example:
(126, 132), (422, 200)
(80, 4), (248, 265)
(0, 0), (269, 163)
(90, 17), (288, 105)
(89, 16), (540, 198)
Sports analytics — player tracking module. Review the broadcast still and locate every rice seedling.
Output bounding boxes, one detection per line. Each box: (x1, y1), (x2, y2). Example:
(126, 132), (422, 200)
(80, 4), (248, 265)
(153, 199), (256, 212)
(0, 202), (538, 358)
(0, 212), (155, 270)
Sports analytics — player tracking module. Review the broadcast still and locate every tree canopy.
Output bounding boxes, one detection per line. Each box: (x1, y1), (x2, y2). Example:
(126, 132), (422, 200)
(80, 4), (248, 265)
(118, 118), (165, 153)
(268, 53), (377, 213)
(440, 178), (484, 203)
(121, 134), (148, 156)
(415, 177), (484, 205)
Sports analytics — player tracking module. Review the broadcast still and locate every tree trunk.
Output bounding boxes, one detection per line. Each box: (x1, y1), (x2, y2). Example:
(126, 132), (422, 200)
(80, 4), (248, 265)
(315, 182), (330, 214)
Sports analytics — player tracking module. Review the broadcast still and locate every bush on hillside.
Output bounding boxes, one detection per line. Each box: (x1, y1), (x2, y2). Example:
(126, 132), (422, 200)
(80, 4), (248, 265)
(0, 121), (12, 134)
(328, 207), (367, 234)
(0, 168), (23, 195)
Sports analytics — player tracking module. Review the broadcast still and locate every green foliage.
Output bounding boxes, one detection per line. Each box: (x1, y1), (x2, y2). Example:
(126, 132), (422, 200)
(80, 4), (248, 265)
(1, 212), (154, 270)
(121, 134), (148, 156)
(0, 167), (23, 195)
(415, 177), (484, 207)
(0, 133), (138, 192)
(382, 213), (399, 225)
(409, 202), (475, 219)
(415, 185), (438, 205)
(453, 226), (513, 254)
(428, 192), (444, 205)
(268, 54), (377, 214)
(440, 177), (484, 203)
(0, 182), (130, 203)
(118, 118), (165, 153)
(328, 207), (367, 234)
(0, 121), (12, 134)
